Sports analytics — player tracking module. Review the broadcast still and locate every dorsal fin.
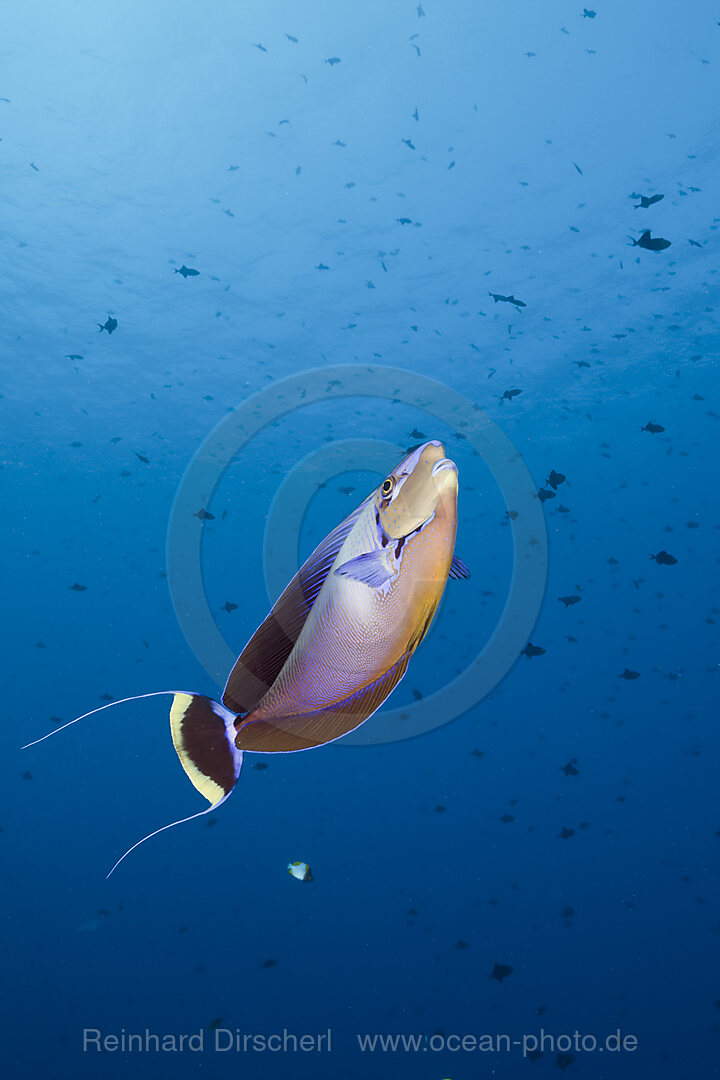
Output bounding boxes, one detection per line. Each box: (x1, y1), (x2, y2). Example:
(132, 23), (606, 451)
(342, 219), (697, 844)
(222, 499), (370, 714)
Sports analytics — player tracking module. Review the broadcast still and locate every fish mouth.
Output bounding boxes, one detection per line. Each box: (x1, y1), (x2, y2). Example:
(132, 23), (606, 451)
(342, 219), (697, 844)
(431, 457), (457, 477)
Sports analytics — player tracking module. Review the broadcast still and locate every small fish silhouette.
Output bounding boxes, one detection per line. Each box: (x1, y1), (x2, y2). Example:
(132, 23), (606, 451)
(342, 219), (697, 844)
(97, 316), (117, 334)
(546, 469), (566, 489)
(628, 230), (671, 252)
(490, 963), (513, 982)
(489, 292), (526, 308)
(174, 265), (199, 278)
(650, 550), (677, 565)
(521, 642), (545, 658)
(632, 193), (664, 209)
(641, 421), (664, 434)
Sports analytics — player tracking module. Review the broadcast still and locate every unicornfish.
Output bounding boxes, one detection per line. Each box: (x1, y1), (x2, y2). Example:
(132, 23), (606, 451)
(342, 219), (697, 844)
(24, 441), (469, 874)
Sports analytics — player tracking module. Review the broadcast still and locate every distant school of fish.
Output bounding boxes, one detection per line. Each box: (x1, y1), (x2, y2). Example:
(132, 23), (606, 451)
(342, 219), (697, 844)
(24, 441), (470, 876)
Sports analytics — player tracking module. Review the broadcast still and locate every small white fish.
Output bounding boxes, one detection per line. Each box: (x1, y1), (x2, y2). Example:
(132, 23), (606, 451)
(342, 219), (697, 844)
(288, 861), (313, 882)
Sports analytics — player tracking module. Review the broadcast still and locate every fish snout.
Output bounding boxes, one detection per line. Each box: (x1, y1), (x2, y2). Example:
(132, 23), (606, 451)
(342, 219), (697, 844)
(431, 457), (458, 494)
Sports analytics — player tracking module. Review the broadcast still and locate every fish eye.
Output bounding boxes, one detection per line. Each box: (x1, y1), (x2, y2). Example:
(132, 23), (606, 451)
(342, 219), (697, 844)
(381, 477), (395, 498)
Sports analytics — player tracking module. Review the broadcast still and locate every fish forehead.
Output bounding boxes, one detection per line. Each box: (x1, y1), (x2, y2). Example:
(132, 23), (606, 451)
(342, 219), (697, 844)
(390, 439), (445, 479)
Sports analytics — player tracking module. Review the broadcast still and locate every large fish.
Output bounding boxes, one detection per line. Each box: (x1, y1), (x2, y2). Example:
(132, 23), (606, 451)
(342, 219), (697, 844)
(25, 440), (468, 873)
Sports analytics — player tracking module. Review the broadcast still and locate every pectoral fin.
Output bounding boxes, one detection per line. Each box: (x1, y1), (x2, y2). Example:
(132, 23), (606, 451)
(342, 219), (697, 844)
(334, 550), (395, 588)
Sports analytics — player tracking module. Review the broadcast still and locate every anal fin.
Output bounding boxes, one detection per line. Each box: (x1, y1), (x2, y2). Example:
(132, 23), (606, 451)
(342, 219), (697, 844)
(235, 649), (413, 752)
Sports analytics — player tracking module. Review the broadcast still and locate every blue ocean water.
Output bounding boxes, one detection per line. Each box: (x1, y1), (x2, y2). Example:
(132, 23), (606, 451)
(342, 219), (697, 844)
(2, 1), (718, 1077)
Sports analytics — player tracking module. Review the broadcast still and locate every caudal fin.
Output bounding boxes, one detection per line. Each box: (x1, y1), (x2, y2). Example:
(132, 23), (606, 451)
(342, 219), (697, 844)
(22, 690), (243, 877)
(169, 693), (243, 807)
(108, 692), (244, 876)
